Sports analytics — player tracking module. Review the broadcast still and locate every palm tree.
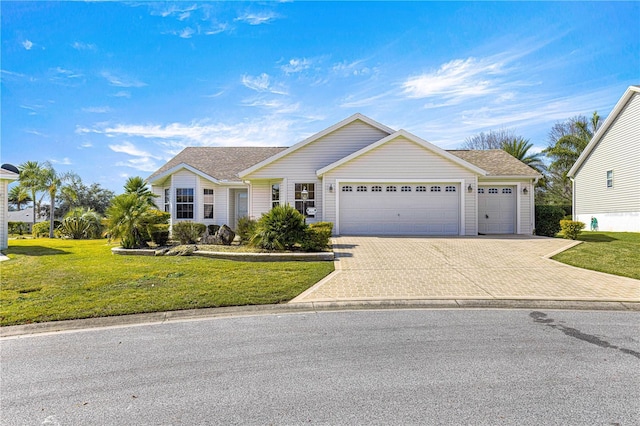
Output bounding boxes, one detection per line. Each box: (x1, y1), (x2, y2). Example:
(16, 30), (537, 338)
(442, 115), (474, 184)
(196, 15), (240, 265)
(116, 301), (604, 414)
(124, 176), (158, 207)
(8, 185), (32, 210)
(18, 161), (46, 228)
(501, 137), (546, 174)
(41, 164), (77, 238)
(104, 193), (161, 248)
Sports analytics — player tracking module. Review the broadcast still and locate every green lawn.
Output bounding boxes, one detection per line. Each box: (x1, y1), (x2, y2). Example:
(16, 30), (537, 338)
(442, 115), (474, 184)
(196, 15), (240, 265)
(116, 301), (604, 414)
(552, 232), (640, 280)
(0, 239), (334, 326)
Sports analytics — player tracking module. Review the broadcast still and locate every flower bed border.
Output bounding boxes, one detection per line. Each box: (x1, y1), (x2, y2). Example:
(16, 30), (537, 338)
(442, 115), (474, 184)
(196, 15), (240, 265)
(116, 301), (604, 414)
(111, 247), (334, 262)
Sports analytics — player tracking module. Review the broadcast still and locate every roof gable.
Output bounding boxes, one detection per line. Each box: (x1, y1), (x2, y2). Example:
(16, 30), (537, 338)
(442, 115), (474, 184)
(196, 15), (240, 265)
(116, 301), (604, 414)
(568, 85), (640, 178)
(238, 113), (394, 178)
(317, 129), (488, 176)
(147, 147), (287, 185)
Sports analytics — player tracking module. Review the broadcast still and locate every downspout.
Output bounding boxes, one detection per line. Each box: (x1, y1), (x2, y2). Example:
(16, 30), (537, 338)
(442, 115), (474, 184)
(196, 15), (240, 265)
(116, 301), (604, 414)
(570, 176), (575, 221)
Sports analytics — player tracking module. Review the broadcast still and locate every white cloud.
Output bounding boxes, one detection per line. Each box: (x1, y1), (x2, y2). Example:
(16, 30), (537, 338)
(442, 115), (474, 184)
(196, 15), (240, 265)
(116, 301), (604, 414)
(101, 71), (146, 88)
(153, 4), (199, 18)
(22, 40), (33, 50)
(115, 157), (160, 172)
(79, 142), (93, 149)
(204, 24), (228, 35)
(241, 73), (287, 95)
(109, 141), (161, 159)
(72, 41), (97, 51)
(332, 60), (374, 77)
(52, 67), (83, 79)
(82, 106), (111, 113)
(25, 129), (48, 137)
(111, 91), (131, 98)
(281, 58), (312, 74)
(50, 157), (72, 165)
(235, 12), (278, 25)
(242, 98), (300, 114)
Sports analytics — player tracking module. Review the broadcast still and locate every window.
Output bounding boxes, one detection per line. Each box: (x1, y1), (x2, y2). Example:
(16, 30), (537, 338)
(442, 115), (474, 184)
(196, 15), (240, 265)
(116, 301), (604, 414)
(371, 185), (382, 192)
(477, 188), (484, 194)
(176, 188), (194, 219)
(356, 185), (368, 192)
(164, 188), (170, 213)
(430, 186), (441, 192)
(416, 186), (427, 192)
(502, 188), (512, 194)
(342, 185), (353, 192)
(607, 170), (613, 188)
(445, 186), (456, 192)
(203, 189), (214, 219)
(271, 183), (280, 208)
(386, 185), (397, 192)
(488, 188), (498, 194)
(401, 186), (412, 192)
(294, 183), (315, 216)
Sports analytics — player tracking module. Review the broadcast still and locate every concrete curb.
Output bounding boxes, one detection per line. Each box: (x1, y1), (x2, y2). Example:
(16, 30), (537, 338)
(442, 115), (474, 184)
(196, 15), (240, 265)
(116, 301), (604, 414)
(111, 247), (334, 262)
(2, 299), (638, 338)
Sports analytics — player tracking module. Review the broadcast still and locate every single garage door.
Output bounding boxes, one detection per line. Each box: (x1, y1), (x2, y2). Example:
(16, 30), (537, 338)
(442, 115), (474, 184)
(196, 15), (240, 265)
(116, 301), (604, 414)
(478, 186), (516, 234)
(339, 183), (460, 235)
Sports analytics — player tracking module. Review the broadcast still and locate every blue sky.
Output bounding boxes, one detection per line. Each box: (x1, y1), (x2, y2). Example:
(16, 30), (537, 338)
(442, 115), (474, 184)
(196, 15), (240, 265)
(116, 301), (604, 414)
(2, 1), (638, 193)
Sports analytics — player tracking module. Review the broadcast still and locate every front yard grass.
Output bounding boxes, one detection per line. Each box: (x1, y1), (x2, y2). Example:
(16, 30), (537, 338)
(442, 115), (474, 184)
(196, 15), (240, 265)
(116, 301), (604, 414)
(552, 231), (640, 280)
(0, 238), (334, 326)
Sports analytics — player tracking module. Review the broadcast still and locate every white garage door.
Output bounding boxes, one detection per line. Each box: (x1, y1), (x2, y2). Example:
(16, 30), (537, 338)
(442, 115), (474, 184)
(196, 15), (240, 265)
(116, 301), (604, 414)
(339, 183), (460, 235)
(478, 186), (516, 234)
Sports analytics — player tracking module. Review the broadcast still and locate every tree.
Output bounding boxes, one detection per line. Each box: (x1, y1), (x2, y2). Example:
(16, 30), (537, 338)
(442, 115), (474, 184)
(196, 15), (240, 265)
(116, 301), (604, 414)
(461, 128), (517, 150)
(41, 164), (78, 238)
(501, 138), (545, 174)
(8, 185), (32, 210)
(57, 176), (115, 216)
(18, 161), (47, 228)
(104, 193), (168, 249)
(124, 176), (158, 207)
(542, 112), (601, 205)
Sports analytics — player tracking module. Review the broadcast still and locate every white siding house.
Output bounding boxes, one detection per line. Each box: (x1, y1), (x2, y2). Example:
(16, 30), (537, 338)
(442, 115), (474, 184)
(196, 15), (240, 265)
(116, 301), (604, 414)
(150, 114), (541, 236)
(568, 86), (640, 232)
(1, 164), (20, 251)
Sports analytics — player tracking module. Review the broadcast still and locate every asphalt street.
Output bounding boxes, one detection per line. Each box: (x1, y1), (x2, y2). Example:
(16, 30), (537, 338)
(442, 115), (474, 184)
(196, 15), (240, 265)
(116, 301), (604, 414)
(2, 309), (639, 425)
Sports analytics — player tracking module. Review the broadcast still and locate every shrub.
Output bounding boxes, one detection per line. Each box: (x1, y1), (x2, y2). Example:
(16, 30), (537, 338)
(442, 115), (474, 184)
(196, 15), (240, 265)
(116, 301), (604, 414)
(32, 221), (61, 238)
(560, 220), (585, 240)
(250, 205), (306, 250)
(236, 217), (257, 243)
(301, 222), (333, 252)
(149, 224), (170, 246)
(104, 193), (169, 249)
(58, 208), (104, 239)
(171, 221), (206, 244)
(535, 205), (565, 237)
(8, 222), (28, 235)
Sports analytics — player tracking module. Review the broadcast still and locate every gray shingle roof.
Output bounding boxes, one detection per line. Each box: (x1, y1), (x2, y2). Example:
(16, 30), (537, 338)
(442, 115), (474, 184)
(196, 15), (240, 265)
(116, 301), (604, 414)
(147, 147), (288, 183)
(448, 149), (541, 177)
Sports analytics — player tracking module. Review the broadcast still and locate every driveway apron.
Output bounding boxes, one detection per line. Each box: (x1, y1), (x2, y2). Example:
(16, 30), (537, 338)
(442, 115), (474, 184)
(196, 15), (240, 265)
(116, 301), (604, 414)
(291, 236), (640, 303)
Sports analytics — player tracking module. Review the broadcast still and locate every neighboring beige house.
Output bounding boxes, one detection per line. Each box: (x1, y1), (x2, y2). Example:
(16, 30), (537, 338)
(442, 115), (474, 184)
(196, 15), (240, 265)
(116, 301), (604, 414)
(1, 164), (20, 250)
(149, 114), (540, 236)
(568, 86), (640, 232)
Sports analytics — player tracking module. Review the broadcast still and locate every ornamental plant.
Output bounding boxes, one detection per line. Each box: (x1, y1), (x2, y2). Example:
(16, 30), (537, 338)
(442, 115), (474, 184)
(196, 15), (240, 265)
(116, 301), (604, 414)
(250, 204), (306, 250)
(560, 220), (585, 240)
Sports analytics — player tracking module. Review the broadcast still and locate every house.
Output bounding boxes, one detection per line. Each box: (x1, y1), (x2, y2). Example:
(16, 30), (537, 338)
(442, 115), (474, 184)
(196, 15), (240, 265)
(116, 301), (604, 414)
(149, 114), (541, 236)
(7, 207), (44, 233)
(1, 164), (20, 250)
(568, 86), (640, 232)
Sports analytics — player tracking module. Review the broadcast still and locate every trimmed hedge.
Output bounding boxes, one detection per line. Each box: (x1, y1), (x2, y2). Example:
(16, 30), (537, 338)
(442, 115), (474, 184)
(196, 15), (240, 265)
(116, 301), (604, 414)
(560, 220), (585, 240)
(171, 221), (206, 244)
(535, 205), (565, 237)
(32, 221), (62, 238)
(301, 222), (333, 252)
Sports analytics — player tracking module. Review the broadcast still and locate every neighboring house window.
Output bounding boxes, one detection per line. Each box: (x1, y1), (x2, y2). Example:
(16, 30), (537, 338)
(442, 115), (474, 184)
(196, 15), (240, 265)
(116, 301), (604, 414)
(203, 189), (214, 219)
(176, 188), (194, 219)
(371, 185), (382, 192)
(430, 186), (441, 192)
(607, 170), (613, 188)
(502, 188), (512, 194)
(445, 186), (456, 192)
(416, 186), (427, 192)
(294, 183), (315, 216)
(401, 186), (412, 192)
(357, 185), (367, 192)
(342, 185), (353, 192)
(164, 188), (170, 213)
(272, 183), (280, 208)
(386, 185), (397, 192)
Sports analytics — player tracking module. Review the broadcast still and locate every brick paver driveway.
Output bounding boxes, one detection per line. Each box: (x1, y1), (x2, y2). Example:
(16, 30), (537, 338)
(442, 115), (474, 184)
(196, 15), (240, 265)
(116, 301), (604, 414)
(292, 236), (640, 303)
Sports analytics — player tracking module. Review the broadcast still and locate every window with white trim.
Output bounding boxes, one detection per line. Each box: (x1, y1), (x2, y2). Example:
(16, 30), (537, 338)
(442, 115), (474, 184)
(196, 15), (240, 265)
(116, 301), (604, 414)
(371, 185), (382, 192)
(386, 185), (397, 192)
(430, 186), (441, 192)
(176, 188), (194, 219)
(401, 185), (412, 192)
(356, 185), (368, 192)
(502, 188), (512, 194)
(203, 189), (214, 219)
(294, 183), (315, 216)
(445, 186), (456, 192)
(416, 186), (427, 192)
(342, 185), (353, 192)
(271, 183), (280, 208)
(164, 188), (170, 212)
(607, 170), (613, 188)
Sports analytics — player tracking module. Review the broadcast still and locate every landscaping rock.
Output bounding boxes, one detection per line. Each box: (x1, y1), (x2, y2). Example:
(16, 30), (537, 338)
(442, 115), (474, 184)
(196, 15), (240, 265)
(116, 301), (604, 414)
(165, 245), (197, 256)
(215, 225), (235, 245)
(200, 230), (218, 245)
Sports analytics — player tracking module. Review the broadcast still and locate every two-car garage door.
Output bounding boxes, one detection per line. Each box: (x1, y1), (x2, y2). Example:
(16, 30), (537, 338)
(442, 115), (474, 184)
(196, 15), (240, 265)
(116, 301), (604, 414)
(339, 183), (460, 235)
